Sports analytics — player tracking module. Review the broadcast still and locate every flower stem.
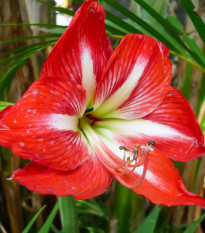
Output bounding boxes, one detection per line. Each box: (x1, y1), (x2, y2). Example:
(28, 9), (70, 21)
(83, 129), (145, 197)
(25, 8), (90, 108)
(58, 196), (79, 233)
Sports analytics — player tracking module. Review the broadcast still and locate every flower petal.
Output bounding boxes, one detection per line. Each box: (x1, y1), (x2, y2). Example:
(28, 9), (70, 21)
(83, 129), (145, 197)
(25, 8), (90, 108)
(41, 0), (113, 105)
(94, 87), (205, 162)
(0, 76), (90, 171)
(117, 148), (205, 207)
(142, 86), (205, 161)
(11, 157), (113, 199)
(93, 34), (172, 119)
(86, 129), (205, 206)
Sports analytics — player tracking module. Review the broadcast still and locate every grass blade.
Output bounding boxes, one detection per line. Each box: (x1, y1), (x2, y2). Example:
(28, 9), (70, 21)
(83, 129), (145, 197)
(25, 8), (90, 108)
(0, 34), (60, 46)
(22, 205), (46, 233)
(179, 0), (205, 44)
(0, 39), (57, 59)
(134, 205), (161, 233)
(134, 0), (205, 67)
(0, 40), (56, 66)
(0, 23), (67, 28)
(184, 213), (205, 233)
(0, 101), (14, 111)
(38, 202), (59, 233)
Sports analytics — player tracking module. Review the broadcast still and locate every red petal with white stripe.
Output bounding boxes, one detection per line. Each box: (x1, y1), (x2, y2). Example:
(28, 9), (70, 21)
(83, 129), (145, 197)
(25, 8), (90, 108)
(94, 87), (205, 162)
(116, 148), (205, 207)
(0, 76), (90, 171)
(143, 86), (205, 161)
(94, 34), (172, 119)
(11, 157), (113, 199)
(41, 0), (113, 105)
(87, 131), (205, 206)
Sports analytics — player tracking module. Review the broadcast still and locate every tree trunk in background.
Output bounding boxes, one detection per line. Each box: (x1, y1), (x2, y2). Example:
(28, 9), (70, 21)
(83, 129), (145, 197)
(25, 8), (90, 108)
(0, 1), (54, 232)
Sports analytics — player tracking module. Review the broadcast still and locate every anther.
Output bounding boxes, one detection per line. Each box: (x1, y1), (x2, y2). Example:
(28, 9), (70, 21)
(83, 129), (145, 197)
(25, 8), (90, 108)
(119, 146), (130, 152)
(147, 141), (156, 147)
(127, 156), (131, 165)
(140, 150), (145, 157)
(132, 144), (139, 160)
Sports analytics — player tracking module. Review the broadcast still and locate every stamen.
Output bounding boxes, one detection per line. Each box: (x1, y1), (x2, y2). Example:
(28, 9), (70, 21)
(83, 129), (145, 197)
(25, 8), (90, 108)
(132, 144), (139, 160)
(115, 141), (155, 189)
(119, 146), (130, 152)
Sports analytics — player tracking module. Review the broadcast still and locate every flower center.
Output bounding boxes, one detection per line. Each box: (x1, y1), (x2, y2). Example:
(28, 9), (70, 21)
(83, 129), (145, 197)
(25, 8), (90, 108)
(79, 115), (155, 189)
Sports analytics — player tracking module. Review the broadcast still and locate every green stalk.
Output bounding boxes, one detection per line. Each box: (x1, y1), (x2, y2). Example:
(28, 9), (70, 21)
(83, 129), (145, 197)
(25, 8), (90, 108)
(58, 196), (79, 233)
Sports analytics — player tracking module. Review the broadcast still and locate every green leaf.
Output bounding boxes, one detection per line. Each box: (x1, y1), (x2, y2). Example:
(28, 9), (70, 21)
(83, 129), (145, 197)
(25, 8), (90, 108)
(103, 0), (205, 66)
(0, 23), (66, 28)
(41, 27), (66, 34)
(0, 101), (14, 111)
(1, 43), (51, 73)
(182, 34), (205, 66)
(184, 212), (205, 233)
(104, 0), (180, 50)
(77, 199), (105, 217)
(22, 205), (46, 233)
(134, 205), (161, 233)
(0, 34), (60, 46)
(134, 0), (184, 45)
(179, 0), (205, 44)
(105, 10), (140, 34)
(166, 15), (183, 34)
(0, 62), (23, 100)
(158, 0), (168, 17)
(181, 64), (193, 100)
(105, 20), (129, 35)
(0, 39), (57, 59)
(38, 202), (59, 233)
(0, 41), (55, 66)
(133, 0), (205, 67)
(0, 43), (49, 98)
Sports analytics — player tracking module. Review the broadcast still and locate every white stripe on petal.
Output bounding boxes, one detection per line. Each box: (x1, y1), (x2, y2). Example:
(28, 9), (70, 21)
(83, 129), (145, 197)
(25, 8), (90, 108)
(133, 165), (168, 191)
(94, 57), (147, 116)
(81, 48), (96, 106)
(48, 114), (78, 131)
(95, 118), (192, 141)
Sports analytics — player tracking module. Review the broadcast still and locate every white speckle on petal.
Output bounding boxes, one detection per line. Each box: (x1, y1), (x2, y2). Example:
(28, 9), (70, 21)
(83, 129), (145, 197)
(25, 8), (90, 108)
(33, 90), (38, 94)
(13, 120), (17, 124)
(20, 142), (25, 146)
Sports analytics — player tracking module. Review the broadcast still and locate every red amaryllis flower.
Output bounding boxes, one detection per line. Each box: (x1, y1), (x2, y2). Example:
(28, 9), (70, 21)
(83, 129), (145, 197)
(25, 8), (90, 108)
(1, 0), (205, 207)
